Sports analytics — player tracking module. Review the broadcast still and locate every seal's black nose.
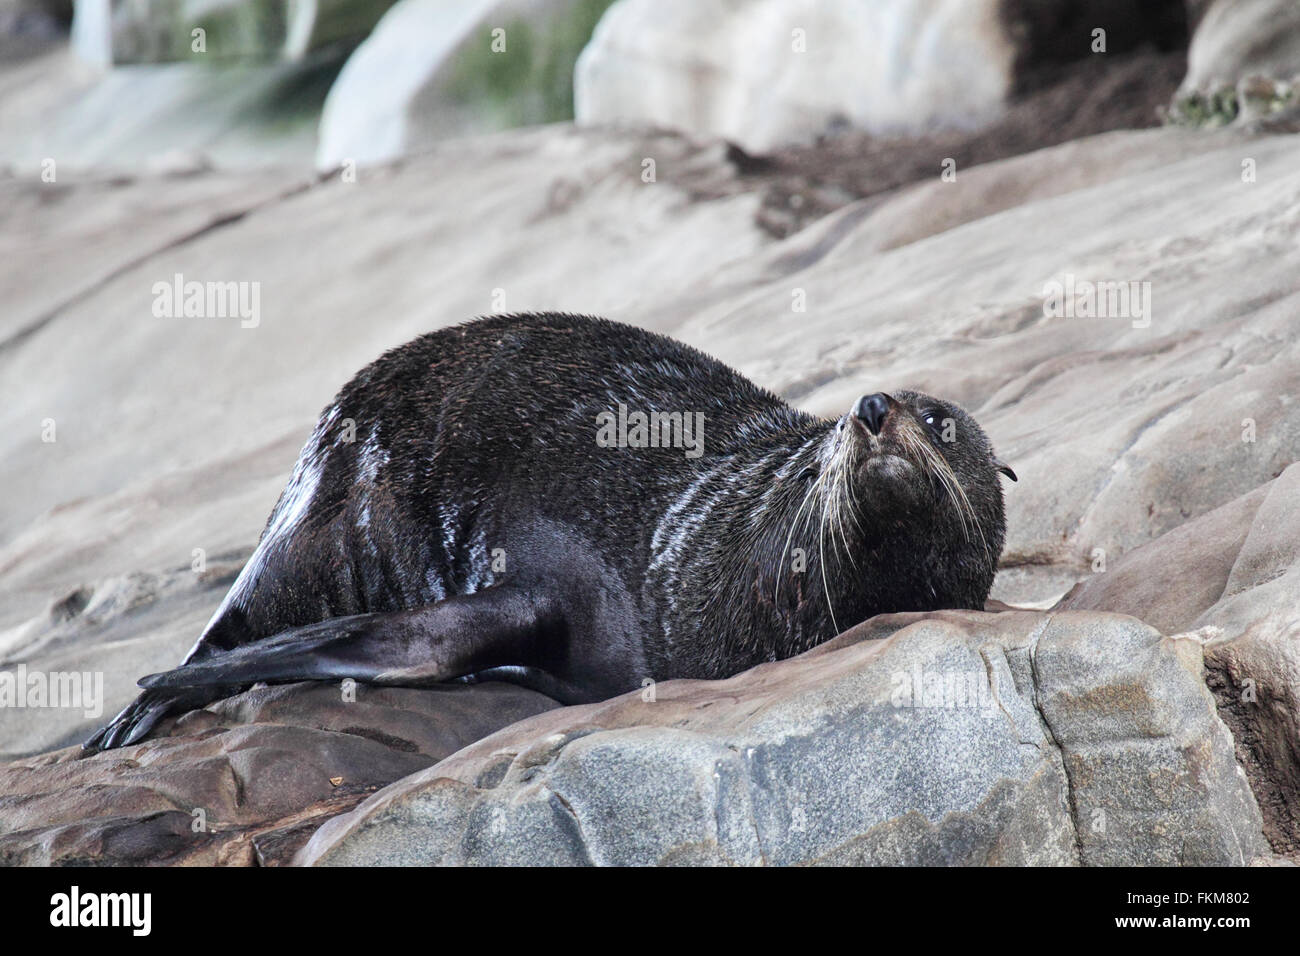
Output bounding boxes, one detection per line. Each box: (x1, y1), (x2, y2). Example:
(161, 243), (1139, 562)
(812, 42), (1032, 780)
(853, 393), (890, 435)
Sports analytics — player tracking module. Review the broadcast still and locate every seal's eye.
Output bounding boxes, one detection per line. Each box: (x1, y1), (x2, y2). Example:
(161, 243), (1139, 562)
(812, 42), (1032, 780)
(921, 410), (942, 431)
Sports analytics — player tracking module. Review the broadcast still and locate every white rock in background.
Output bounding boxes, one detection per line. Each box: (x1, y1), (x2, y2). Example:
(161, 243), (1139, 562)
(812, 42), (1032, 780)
(68, 0), (399, 65)
(315, 0), (614, 170)
(316, 0), (496, 168)
(1182, 0), (1300, 93)
(575, 0), (1015, 152)
(1167, 0), (1300, 127)
(0, 50), (332, 169)
(69, 0), (108, 64)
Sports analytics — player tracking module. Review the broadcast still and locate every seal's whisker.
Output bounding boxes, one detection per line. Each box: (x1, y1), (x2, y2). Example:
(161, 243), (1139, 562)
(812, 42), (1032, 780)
(817, 490), (841, 637)
(901, 430), (956, 537)
(831, 452), (858, 568)
(842, 454), (865, 537)
(899, 428), (986, 550)
(776, 463), (828, 605)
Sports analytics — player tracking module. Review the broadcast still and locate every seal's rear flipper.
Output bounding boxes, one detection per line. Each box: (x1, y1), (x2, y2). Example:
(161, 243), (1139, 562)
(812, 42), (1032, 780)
(83, 585), (563, 754)
(138, 585), (562, 691)
(82, 686), (234, 755)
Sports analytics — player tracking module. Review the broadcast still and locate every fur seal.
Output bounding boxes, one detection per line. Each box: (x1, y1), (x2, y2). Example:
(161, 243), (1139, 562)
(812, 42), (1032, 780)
(86, 313), (1015, 752)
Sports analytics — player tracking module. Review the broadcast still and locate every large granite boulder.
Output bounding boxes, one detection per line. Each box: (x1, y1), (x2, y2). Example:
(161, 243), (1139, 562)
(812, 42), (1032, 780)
(298, 610), (1265, 866)
(577, 0), (1010, 152)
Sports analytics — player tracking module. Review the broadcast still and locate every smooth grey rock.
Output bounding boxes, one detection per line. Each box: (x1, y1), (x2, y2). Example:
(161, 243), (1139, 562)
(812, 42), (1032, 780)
(299, 610), (1265, 866)
(1065, 463), (1300, 856)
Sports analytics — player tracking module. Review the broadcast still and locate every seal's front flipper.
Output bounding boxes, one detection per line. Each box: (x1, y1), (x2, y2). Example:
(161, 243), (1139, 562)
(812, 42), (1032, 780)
(138, 585), (562, 691)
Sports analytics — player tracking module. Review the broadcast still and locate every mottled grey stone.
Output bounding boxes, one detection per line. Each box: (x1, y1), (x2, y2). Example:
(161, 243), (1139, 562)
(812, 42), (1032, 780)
(300, 610), (1265, 866)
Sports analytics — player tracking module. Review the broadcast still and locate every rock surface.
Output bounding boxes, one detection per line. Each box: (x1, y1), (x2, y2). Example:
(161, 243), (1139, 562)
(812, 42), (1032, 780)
(0, 681), (558, 864)
(1063, 463), (1300, 855)
(299, 610), (1265, 866)
(740, 49), (1186, 237)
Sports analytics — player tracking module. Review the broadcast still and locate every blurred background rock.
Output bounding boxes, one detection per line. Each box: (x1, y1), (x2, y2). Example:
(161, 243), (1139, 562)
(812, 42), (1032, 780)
(0, 0), (1294, 173)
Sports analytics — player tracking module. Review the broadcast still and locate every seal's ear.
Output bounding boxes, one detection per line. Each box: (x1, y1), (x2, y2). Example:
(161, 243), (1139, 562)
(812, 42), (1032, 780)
(993, 457), (1018, 482)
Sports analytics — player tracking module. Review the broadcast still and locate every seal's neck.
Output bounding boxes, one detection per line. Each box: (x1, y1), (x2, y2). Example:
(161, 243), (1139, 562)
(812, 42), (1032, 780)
(661, 420), (866, 671)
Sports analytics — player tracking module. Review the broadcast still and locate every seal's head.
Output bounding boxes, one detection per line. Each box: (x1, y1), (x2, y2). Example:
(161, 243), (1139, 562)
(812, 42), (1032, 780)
(790, 389), (1016, 622)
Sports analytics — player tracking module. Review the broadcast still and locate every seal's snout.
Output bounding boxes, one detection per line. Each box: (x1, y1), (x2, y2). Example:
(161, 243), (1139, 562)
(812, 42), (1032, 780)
(852, 393), (891, 435)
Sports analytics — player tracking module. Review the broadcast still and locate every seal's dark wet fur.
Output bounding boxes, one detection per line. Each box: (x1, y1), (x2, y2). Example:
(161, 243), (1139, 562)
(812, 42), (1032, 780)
(87, 313), (1014, 752)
